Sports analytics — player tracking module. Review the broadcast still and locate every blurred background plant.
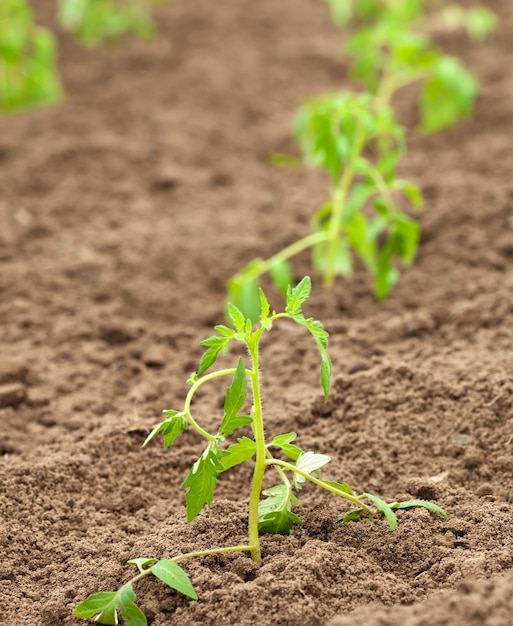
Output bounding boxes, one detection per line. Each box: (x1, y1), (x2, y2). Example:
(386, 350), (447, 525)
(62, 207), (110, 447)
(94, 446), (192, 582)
(228, 0), (497, 320)
(0, 0), (170, 114)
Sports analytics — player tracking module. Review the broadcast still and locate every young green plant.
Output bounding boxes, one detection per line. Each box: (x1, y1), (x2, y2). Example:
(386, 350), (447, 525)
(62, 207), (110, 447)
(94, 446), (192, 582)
(228, 93), (423, 320)
(75, 277), (446, 625)
(0, 0), (62, 113)
(228, 0), (495, 320)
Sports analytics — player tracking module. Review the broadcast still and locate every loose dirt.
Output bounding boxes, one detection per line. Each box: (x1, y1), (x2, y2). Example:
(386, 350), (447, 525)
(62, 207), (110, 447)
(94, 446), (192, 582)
(1, 1), (512, 625)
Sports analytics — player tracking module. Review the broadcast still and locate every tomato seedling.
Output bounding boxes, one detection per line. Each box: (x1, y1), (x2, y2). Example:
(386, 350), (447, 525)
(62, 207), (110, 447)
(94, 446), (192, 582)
(0, 0), (62, 113)
(228, 93), (422, 320)
(228, 0), (496, 319)
(76, 277), (446, 624)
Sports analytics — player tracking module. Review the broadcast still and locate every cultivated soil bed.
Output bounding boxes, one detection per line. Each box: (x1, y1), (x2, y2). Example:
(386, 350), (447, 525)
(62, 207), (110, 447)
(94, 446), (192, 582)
(1, 1), (513, 625)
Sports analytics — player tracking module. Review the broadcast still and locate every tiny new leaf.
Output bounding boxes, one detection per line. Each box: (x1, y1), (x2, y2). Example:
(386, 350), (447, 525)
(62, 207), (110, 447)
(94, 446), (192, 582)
(285, 275), (311, 318)
(151, 560), (198, 600)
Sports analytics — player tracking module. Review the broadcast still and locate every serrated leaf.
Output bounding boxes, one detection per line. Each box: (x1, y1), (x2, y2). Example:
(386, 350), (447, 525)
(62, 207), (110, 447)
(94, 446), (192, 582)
(271, 432), (297, 447)
(197, 335), (231, 376)
(151, 560), (198, 600)
(160, 412), (188, 448)
(285, 276), (312, 316)
(214, 324), (236, 338)
(182, 446), (224, 522)
(259, 288), (271, 327)
(258, 509), (301, 535)
(220, 437), (256, 470)
(363, 493), (397, 530)
(219, 358), (248, 436)
(271, 432), (304, 462)
(295, 451), (331, 484)
(390, 500), (447, 519)
(258, 484), (300, 535)
(227, 302), (246, 333)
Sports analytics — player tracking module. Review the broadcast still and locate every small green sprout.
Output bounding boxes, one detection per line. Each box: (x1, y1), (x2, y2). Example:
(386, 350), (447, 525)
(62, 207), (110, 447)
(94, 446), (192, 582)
(0, 0), (62, 113)
(76, 277), (446, 624)
(228, 93), (422, 316)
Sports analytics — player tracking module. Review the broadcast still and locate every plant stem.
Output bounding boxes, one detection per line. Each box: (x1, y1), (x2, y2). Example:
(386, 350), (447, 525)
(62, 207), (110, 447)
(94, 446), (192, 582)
(172, 545), (254, 563)
(265, 458), (374, 515)
(232, 231), (329, 289)
(323, 125), (367, 288)
(183, 368), (239, 441)
(246, 340), (266, 562)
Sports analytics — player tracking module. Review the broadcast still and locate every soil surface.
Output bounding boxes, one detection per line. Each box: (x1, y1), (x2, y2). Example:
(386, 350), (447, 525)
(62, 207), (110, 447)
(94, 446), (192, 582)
(1, 1), (513, 625)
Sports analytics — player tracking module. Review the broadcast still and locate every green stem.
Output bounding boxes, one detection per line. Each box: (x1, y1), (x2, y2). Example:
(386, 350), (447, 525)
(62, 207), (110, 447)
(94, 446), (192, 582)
(246, 340), (266, 562)
(172, 545), (254, 563)
(265, 458), (374, 514)
(232, 231), (329, 289)
(183, 368), (239, 441)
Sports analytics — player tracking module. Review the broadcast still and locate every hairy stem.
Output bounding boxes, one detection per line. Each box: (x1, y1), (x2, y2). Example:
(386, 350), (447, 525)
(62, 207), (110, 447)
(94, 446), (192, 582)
(265, 458), (374, 515)
(247, 341), (266, 562)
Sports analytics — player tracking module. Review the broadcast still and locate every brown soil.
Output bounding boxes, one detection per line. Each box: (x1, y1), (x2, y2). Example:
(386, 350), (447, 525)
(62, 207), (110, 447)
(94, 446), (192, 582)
(1, 1), (513, 625)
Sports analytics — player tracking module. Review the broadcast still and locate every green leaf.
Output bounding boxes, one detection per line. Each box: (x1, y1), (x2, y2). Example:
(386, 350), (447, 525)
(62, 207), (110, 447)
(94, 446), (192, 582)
(197, 335), (231, 376)
(75, 592), (118, 621)
(227, 302), (246, 333)
(363, 493), (397, 530)
(420, 56), (477, 133)
(158, 411), (188, 448)
(151, 560), (198, 600)
(74, 585), (146, 626)
(304, 318), (332, 400)
(258, 484), (300, 535)
(390, 500), (447, 519)
(286, 276), (312, 317)
(220, 437), (256, 470)
(259, 288), (271, 329)
(181, 445), (224, 522)
(219, 358), (248, 436)
(269, 259), (294, 296)
(258, 509), (301, 535)
(271, 432), (304, 462)
(295, 451), (331, 484)
(337, 509), (363, 524)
